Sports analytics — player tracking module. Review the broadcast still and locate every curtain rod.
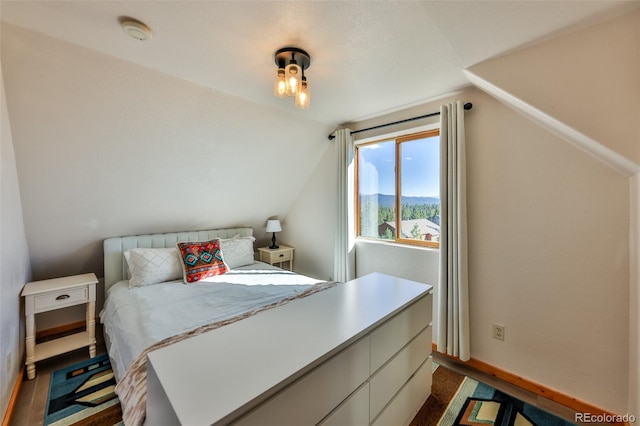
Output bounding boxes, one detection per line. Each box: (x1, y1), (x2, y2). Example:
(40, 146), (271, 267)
(328, 102), (473, 141)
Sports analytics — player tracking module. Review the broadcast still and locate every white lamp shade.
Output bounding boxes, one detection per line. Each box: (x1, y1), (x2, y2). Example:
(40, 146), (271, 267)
(266, 219), (282, 233)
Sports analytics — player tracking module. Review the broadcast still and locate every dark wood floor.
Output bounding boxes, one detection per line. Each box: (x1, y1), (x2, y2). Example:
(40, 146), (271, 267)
(432, 354), (581, 424)
(9, 328), (582, 426)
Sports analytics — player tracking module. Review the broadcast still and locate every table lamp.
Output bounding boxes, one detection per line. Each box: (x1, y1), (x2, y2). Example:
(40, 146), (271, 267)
(266, 219), (282, 249)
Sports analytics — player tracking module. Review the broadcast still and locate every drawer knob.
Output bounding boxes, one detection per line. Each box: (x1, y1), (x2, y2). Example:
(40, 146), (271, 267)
(279, 254), (284, 258)
(55, 294), (70, 300)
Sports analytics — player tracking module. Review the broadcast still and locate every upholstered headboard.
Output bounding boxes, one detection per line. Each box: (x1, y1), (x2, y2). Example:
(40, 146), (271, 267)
(103, 227), (254, 293)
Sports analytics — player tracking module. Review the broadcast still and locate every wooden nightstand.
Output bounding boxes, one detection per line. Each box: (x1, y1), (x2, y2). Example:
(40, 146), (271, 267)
(21, 273), (98, 380)
(258, 245), (294, 271)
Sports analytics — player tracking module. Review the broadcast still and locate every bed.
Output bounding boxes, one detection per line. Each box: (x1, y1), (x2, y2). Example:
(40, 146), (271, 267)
(101, 227), (433, 426)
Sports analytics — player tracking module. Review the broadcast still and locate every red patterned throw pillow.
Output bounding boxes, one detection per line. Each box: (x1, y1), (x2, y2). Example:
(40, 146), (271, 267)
(177, 239), (229, 283)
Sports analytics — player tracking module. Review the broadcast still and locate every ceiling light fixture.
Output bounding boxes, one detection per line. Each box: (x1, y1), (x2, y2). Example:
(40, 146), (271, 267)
(120, 17), (153, 41)
(274, 47), (311, 110)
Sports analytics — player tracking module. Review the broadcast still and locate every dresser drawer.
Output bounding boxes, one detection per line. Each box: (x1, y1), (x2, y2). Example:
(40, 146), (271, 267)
(34, 286), (88, 312)
(233, 335), (370, 426)
(370, 325), (431, 420)
(370, 293), (432, 373)
(318, 382), (369, 426)
(371, 356), (432, 426)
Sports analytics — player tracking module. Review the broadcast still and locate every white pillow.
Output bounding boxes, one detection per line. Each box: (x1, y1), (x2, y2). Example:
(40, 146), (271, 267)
(124, 247), (183, 288)
(220, 236), (256, 269)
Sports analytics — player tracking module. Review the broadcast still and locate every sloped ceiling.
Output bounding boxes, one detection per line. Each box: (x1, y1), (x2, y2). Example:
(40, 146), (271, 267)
(465, 9), (640, 177)
(1, 0), (636, 126)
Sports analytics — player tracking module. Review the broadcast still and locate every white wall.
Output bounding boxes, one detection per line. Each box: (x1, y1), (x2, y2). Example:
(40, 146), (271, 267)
(463, 11), (639, 414)
(280, 143), (335, 281)
(631, 173), (640, 414)
(0, 24), (333, 327)
(632, 13), (640, 413)
(355, 240), (438, 286)
(288, 84), (631, 413)
(468, 91), (629, 414)
(0, 59), (32, 420)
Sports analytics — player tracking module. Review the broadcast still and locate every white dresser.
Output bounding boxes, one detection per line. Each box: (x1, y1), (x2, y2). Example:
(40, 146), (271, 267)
(146, 273), (433, 426)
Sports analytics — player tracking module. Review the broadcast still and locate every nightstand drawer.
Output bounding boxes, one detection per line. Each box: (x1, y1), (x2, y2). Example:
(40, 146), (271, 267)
(268, 251), (292, 263)
(34, 286), (88, 312)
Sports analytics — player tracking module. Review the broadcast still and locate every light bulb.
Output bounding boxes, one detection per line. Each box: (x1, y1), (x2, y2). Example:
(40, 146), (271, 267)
(295, 78), (310, 109)
(273, 68), (287, 98)
(285, 62), (301, 96)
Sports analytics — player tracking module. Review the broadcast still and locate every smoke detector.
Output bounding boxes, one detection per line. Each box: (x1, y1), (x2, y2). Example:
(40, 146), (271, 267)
(120, 18), (152, 41)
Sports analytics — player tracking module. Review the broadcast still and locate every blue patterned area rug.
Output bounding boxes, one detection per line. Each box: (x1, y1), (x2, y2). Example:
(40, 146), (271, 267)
(44, 353), (123, 426)
(410, 362), (576, 426)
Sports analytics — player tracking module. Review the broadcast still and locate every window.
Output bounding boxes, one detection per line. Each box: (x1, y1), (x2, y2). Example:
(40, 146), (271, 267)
(356, 129), (440, 248)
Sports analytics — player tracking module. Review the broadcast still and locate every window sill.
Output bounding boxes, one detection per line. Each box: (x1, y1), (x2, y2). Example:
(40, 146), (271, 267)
(355, 237), (439, 253)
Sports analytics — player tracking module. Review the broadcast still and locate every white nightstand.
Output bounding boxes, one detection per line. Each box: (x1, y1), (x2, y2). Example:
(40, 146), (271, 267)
(258, 245), (294, 271)
(21, 273), (98, 380)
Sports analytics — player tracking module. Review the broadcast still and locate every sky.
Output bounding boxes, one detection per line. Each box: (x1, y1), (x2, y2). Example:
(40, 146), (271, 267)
(358, 134), (439, 198)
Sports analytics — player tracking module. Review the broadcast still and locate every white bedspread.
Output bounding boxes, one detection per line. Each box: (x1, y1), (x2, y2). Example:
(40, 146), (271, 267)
(100, 262), (324, 381)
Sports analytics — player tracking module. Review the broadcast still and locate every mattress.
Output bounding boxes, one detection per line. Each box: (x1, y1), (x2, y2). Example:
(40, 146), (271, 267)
(100, 261), (325, 381)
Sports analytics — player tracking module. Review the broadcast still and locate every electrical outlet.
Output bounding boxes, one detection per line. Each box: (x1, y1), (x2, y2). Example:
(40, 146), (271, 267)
(6, 352), (12, 374)
(492, 324), (505, 341)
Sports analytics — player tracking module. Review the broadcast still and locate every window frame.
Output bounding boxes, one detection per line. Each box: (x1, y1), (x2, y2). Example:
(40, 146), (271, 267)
(355, 128), (440, 249)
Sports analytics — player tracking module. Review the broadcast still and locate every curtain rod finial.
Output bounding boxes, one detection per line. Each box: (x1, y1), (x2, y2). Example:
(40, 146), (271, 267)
(328, 134), (336, 140)
(463, 102), (473, 110)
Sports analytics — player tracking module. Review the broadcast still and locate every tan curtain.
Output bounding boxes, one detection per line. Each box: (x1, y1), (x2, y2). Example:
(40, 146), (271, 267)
(334, 128), (356, 283)
(436, 101), (470, 361)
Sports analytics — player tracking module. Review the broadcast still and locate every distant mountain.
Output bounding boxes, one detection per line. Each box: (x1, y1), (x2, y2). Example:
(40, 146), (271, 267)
(360, 193), (439, 207)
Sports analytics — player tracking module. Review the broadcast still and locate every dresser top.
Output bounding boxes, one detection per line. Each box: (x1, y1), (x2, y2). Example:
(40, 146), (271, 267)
(147, 272), (432, 425)
(22, 273), (98, 296)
